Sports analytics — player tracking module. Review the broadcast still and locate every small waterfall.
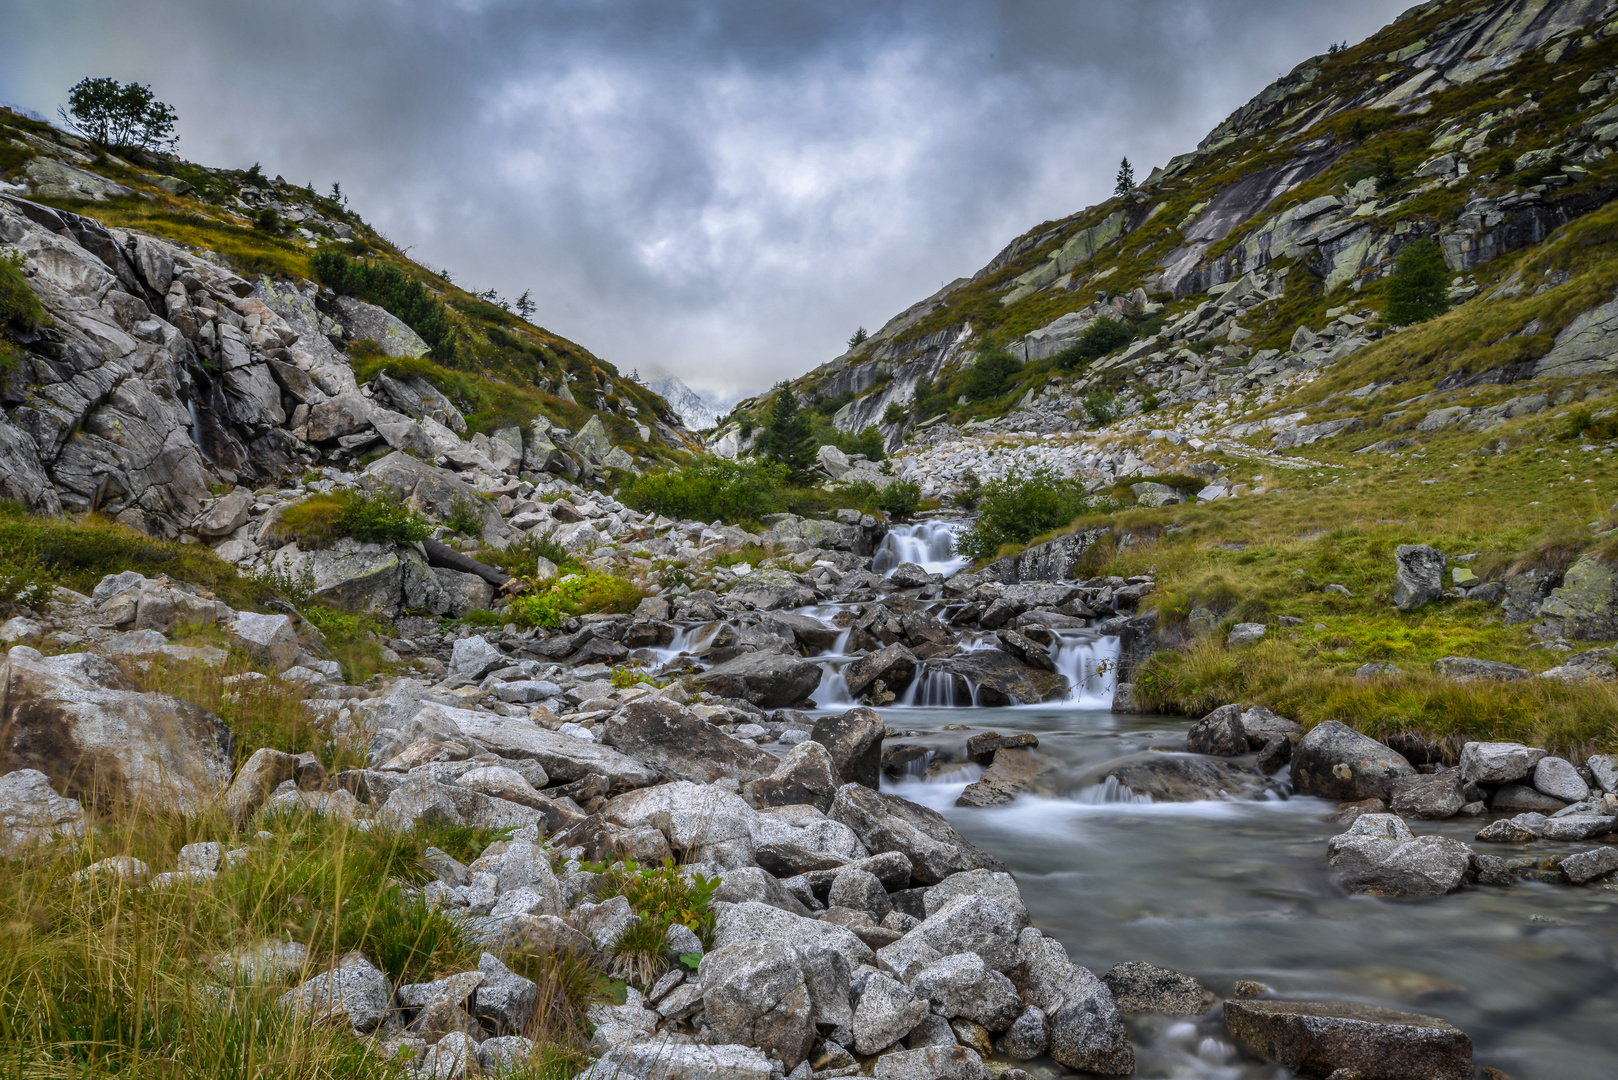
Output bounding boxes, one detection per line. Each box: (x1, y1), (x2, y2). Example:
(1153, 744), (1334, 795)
(811, 659), (856, 708)
(1047, 633), (1121, 708)
(1075, 775), (1152, 804)
(873, 520), (971, 577)
(641, 622), (723, 665)
(186, 398), (215, 463)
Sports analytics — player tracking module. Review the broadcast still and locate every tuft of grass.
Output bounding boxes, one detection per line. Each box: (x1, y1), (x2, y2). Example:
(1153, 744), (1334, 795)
(507, 571), (642, 630)
(1, 251), (46, 331)
(271, 490), (431, 549)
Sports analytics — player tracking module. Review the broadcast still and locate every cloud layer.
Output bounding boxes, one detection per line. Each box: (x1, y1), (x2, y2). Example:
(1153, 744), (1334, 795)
(3, 0), (1412, 398)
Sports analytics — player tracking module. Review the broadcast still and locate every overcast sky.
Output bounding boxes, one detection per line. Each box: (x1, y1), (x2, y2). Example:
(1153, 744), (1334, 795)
(3, 0), (1412, 403)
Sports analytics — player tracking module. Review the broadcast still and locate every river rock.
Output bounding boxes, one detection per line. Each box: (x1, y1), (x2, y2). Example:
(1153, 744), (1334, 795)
(1532, 756), (1590, 802)
(1100, 961), (1217, 1016)
(1588, 753), (1618, 794)
(912, 895), (1022, 972)
(1540, 812), (1618, 841)
(911, 952), (1023, 1031)
(922, 869), (1029, 931)
(810, 706), (885, 789)
(1224, 999), (1473, 1080)
(694, 650), (822, 709)
(1393, 545), (1447, 612)
(996, 1005), (1049, 1059)
(1489, 783), (1566, 813)
(1459, 741), (1546, 785)
(446, 709), (660, 788)
(854, 972), (931, 1054)
(956, 746), (1053, 807)
(728, 568), (817, 611)
(279, 953), (394, 1033)
(0, 646), (234, 812)
(1291, 721), (1415, 801)
(603, 698), (775, 784)
(843, 644), (919, 700)
(1389, 771), (1465, 819)
(0, 768), (86, 855)
(713, 901), (874, 973)
(700, 941), (815, 1070)
(1561, 846), (1618, 884)
(1186, 704), (1246, 756)
(1326, 814), (1470, 897)
(1094, 753), (1277, 802)
(1013, 928), (1133, 1074)
(746, 740), (842, 813)
(577, 1039), (773, 1080)
(605, 782), (759, 868)
(872, 1045), (987, 1080)
(933, 650), (1069, 705)
(1240, 705), (1303, 746)
(1475, 814), (1546, 842)
(829, 783), (1006, 883)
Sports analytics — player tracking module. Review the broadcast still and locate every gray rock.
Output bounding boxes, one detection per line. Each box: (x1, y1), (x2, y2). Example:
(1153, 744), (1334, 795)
(279, 953), (394, 1033)
(458, 765), (549, 807)
(222, 747), (298, 823)
(491, 680), (560, 704)
(604, 698), (775, 785)
(853, 972), (930, 1054)
(711, 901), (875, 973)
(828, 867), (892, 921)
(477, 1035), (535, 1074)
(450, 636), (506, 680)
(1291, 721), (1415, 801)
(1226, 622), (1267, 647)
(434, 568), (495, 617)
(1013, 929), (1133, 1074)
(996, 1005), (1049, 1059)
(230, 611), (300, 671)
(905, 1012), (957, 1049)
(810, 706), (885, 790)
(911, 952), (1022, 1031)
(415, 1031), (478, 1078)
(1327, 814), (1470, 897)
(931, 650), (1069, 705)
(576, 1039), (773, 1080)
(1239, 705), (1302, 746)
(1459, 741), (1546, 785)
(1539, 552), (1618, 640)
(1533, 756), (1591, 802)
(1589, 753), (1618, 794)
(912, 895), (1021, 973)
(711, 865), (812, 916)
(829, 783), (1006, 884)
(746, 740), (842, 813)
(1095, 753), (1278, 802)
(0, 768), (86, 856)
(1390, 771), (1465, 820)
(334, 295), (429, 358)
(1475, 814), (1546, 842)
(1561, 846), (1618, 884)
(379, 773), (545, 834)
(871, 1046), (987, 1080)
(0, 646), (233, 812)
(843, 644), (919, 701)
(1433, 656), (1529, 681)
(1186, 704), (1246, 756)
(449, 709), (660, 788)
(700, 941), (815, 1070)
(727, 568), (817, 611)
(693, 650), (822, 709)
(1100, 961), (1217, 1016)
(922, 869), (1029, 931)
(1393, 545), (1447, 612)
(605, 782), (759, 868)
(1224, 999), (1472, 1080)
(1541, 812), (1617, 841)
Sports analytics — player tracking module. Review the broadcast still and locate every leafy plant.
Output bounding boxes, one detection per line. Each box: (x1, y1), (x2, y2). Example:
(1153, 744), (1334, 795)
(617, 459), (790, 524)
(1055, 317), (1135, 369)
(883, 401), (907, 426)
(1384, 238), (1451, 327)
(444, 494), (487, 538)
(0, 556), (51, 611)
(875, 480), (923, 517)
(273, 489), (432, 548)
(1084, 391), (1117, 425)
(60, 77), (178, 151)
(253, 207), (281, 234)
(954, 465), (1090, 562)
(955, 349), (1021, 401)
(311, 248), (457, 362)
(507, 571), (641, 629)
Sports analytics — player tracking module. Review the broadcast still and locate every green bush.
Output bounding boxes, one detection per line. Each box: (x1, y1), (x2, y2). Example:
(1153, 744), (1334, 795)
(274, 489), (432, 548)
(955, 466), (1089, 562)
(311, 248), (457, 361)
(1084, 390), (1117, 425)
(507, 571), (641, 629)
(444, 494), (487, 537)
(617, 459), (790, 524)
(1384, 238), (1451, 326)
(1055, 317), (1134, 368)
(883, 401), (907, 426)
(1, 252), (45, 331)
(252, 207), (281, 234)
(339, 889), (474, 985)
(0, 556), (51, 611)
(875, 480), (923, 517)
(955, 349), (1021, 401)
(811, 420), (885, 461)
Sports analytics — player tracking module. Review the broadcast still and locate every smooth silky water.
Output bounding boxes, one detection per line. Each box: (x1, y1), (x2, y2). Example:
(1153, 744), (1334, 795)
(844, 704), (1618, 1079)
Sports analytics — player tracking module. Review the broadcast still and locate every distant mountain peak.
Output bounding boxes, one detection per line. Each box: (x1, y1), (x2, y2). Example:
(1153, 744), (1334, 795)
(645, 375), (723, 431)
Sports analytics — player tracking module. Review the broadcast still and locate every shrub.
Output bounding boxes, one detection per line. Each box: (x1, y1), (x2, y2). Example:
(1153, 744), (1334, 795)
(62, 76), (177, 152)
(274, 489), (432, 548)
(1084, 391), (1116, 425)
(311, 248), (456, 362)
(883, 401), (907, 426)
(955, 466), (1089, 562)
(339, 887), (474, 985)
(875, 480), (923, 517)
(444, 494), (486, 537)
(955, 349), (1021, 401)
(1384, 238), (1451, 326)
(1055, 317), (1134, 368)
(476, 533), (576, 579)
(617, 459), (790, 524)
(252, 207), (281, 234)
(507, 571), (641, 629)
(756, 385), (817, 483)
(1, 251), (45, 331)
(0, 556), (51, 610)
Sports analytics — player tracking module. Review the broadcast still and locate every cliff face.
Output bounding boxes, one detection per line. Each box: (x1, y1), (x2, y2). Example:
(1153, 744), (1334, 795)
(733, 0), (1618, 452)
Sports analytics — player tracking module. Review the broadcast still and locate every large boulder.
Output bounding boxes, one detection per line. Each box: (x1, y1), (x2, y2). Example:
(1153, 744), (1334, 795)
(843, 644), (918, 700)
(0, 647), (233, 812)
(1325, 814), (1471, 898)
(444, 708), (660, 789)
(1392, 545), (1446, 612)
(700, 941), (815, 1070)
(911, 952), (1023, 1031)
(278, 953), (394, 1033)
(693, 650), (821, 709)
(1290, 721), (1415, 801)
(1100, 962), (1216, 1017)
(603, 699), (775, 785)
(956, 747), (1054, 807)
(727, 568), (816, 611)
(605, 782), (760, 868)
(363, 452), (510, 545)
(746, 740), (842, 812)
(711, 900), (874, 974)
(932, 650), (1069, 705)
(1538, 552), (1618, 640)
(577, 1040), (773, 1080)
(1458, 741), (1545, 785)
(810, 706), (884, 789)
(264, 539), (447, 618)
(1389, 771), (1465, 819)
(1224, 999), (1472, 1080)
(829, 783), (1005, 884)
(1186, 704), (1246, 756)
(0, 768), (86, 855)
(334, 296), (430, 358)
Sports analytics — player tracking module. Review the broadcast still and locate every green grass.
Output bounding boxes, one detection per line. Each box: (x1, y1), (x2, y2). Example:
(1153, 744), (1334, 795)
(269, 489), (431, 549)
(506, 571), (642, 630)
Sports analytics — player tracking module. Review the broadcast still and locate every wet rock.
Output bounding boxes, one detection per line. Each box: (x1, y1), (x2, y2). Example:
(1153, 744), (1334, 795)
(576, 1039), (773, 1080)
(829, 783), (1006, 884)
(810, 706), (885, 790)
(1393, 545), (1447, 612)
(1095, 753), (1277, 802)
(933, 650), (1068, 704)
(1475, 815), (1544, 842)
(603, 698), (775, 785)
(956, 746), (1052, 807)
(1291, 721), (1415, 801)
(1561, 846), (1618, 884)
(700, 941), (815, 1070)
(1224, 999), (1473, 1080)
(1327, 814), (1471, 897)
(996, 1005), (1049, 1059)
(964, 731), (1038, 765)
(1256, 734), (1292, 775)
(1100, 961), (1217, 1016)
(746, 740), (842, 812)
(0, 768), (86, 855)
(872, 1045), (987, 1080)
(694, 650), (822, 709)
(1390, 771), (1465, 820)
(0, 646), (234, 812)
(279, 953), (394, 1033)
(843, 644), (919, 701)
(1532, 756), (1590, 802)
(853, 972), (931, 1054)
(1489, 784), (1566, 813)
(1433, 656), (1529, 682)
(1541, 812), (1617, 841)
(1186, 704), (1246, 756)
(728, 568), (817, 611)
(911, 952), (1023, 1031)
(1013, 929), (1133, 1075)
(1459, 741), (1546, 785)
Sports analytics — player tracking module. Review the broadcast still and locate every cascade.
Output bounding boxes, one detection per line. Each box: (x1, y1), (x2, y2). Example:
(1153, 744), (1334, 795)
(872, 520), (971, 577)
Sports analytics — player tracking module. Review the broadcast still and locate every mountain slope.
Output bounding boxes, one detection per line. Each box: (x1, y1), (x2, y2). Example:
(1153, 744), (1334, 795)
(644, 374), (722, 431)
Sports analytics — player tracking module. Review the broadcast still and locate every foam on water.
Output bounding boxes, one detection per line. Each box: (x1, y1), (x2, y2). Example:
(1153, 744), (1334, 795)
(873, 519), (971, 577)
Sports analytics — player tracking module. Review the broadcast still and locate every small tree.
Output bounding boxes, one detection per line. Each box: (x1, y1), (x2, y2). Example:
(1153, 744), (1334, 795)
(756, 384), (817, 483)
(956, 349), (1021, 401)
(848, 326), (868, 349)
(1114, 157), (1135, 197)
(516, 290), (536, 320)
(60, 77), (177, 152)
(1384, 238), (1451, 326)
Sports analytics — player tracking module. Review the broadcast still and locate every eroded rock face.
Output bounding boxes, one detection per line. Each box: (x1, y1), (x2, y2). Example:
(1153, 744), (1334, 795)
(0, 646), (233, 811)
(0, 768), (86, 855)
(1224, 999), (1473, 1080)
(693, 650), (821, 709)
(1291, 721), (1414, 801)
(1393, 545), (1446, 612)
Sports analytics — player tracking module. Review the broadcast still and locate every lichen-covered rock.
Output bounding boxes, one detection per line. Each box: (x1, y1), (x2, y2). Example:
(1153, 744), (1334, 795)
(1393, 545), (1446, 612)
(1291, 721), (1415, 801)
(1539, 552), (1618, 640)
(1100, 961), (1217, 1016)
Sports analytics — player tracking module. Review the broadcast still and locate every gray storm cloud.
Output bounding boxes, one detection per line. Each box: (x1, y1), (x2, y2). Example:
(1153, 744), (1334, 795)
(3, 0), (1412, 400)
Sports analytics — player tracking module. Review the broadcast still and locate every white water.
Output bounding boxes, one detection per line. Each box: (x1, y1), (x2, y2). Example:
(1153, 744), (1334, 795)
(873, 519), (971, 577)
(1047, 631), (1120, 708)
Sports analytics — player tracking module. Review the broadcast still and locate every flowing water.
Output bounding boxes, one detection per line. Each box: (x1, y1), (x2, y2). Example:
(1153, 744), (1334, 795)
(873, 520), (972, 577)
(858, 703), (1618, 1079)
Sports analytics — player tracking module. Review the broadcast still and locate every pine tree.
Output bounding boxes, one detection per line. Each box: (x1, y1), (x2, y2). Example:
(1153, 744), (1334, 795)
(757, 384), (817, 483)
(1384, 238), (1451, 326)
(516, 290), (536, 320)
(1114, 157), (1135, 197)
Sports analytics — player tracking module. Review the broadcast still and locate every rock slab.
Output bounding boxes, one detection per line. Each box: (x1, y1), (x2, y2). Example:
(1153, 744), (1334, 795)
(1224, 999), (1473, 1080)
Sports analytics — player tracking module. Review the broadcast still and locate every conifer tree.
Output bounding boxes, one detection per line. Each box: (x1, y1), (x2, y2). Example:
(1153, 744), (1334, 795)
(757, 383), (816, 482)
(1114, 157), (1135, 196)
